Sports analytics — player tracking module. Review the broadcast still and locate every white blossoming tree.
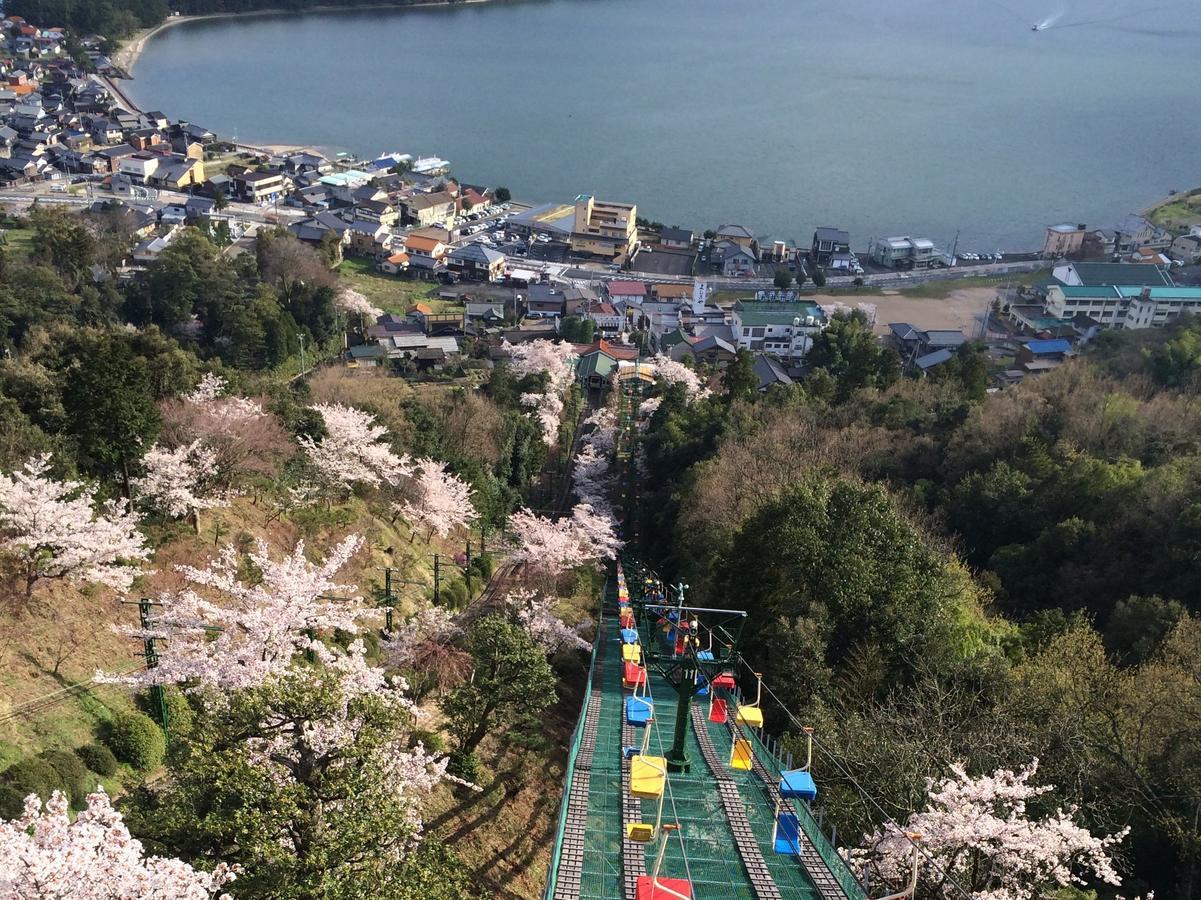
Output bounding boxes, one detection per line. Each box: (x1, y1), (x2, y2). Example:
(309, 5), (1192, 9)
(505, 587), (590, 654)
(394, 458), (477, 540)
(572, 443), (614, 516)
(859, 759), (1130, 900)
(510, 503), (623, 576)
(134, 440), (227, 526)
(649, 354), (709, 400)
(336, 288), (384, 322)
(0, 455), (150, 604)
(299, 403), (411, 495)
(106, 535), (366, 691)
(0, 789), (235, 899)
(505, 339), (577, 445)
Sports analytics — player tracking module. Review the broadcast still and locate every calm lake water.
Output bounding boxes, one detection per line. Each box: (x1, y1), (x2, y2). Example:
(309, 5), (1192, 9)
(127, 0), (1201, 250)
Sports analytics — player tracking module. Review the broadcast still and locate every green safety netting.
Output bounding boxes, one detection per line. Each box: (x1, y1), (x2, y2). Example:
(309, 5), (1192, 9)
(548, 568), (868, 900)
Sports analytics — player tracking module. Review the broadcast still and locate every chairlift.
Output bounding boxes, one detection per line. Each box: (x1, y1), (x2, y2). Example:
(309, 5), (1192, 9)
(711, 671), (736, 691)
(772, 800), (802, 855)
(779, 727), (817, 801)
(635, 824), (693, 899)
(622, 643), (642, 664)
(621, 627), (640, 644)
(729, 736), (753, 771)
(623, 660), (647, 689)
(695, 673), (708, 697)
(735, 671), (764, 729)
(626, 670), (653, 727)
(708, 695), (728, 724)
(629, 725), (667, 800)
(696, 629), (714, 662)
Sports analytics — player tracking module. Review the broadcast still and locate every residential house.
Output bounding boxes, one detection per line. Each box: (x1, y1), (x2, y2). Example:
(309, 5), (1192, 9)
(1017, 339), (1071, 375)
(871, 236), (938, 269)
(403, 190), (456, 228)
(604, 279), (647, 312)
(888, 323), (965, 367)
(914, 349), (955, 374)
(465, 299), (507, 324)
(353, 199), (399, 228)
(345, 218), (391, 257)
(1042, 223), (1088, 257)
(686, 334), (738, 368)
(811, 227), (850, 266)
(714, 224), (756, 256)
(94, 143), (135, 172)
(586, 302), (624, 337)
(1170, 234), (1201, 265)
(731, 300), (827, 361)
(752, 354), (793, 392)
(714, 240), (757, 276)
(526, 285), (566, 318)
(570, 194), (638, 260)
(378, 251), (409, 275)
(375, 333), (461, 370)
(575, 346), (618, 390)
(345, 343), (387, 368)
(152, 154), (204, 190)
(1112, 213), (1171, 255)
(447, 242), (506, 281)
(658, 226), (693, 249)
(233, 169), (290, 203)
(116, 152), (159, 184)
(403, 233), (448, 276)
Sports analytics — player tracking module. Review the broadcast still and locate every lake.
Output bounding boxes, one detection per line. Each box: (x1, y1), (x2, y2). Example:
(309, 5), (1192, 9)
(126, 0), (1201, 250)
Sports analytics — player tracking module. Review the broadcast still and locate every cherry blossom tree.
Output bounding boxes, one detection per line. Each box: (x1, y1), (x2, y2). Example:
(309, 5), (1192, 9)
(0, 455), (150, 604)
(336, 288), (384, 322)
(505, 587), (590, 654)
(299, 403), (411, 494)
(105, 535), (366, 691)
(572, 443), (614, 514)
(134, 440), (227, 523)
(384, 605), (470, 701)
(505, 340), (577, 445)
(582, 407), (617, 455)
(859, 759), (1129, 900)
(637, 396), (662, 426)
(394, 458), (477, 540)
(0, 789), (235, 899)
(163, 374), (287, 484)
(649, 354), (709, 400)
(510, 503), (623, 575)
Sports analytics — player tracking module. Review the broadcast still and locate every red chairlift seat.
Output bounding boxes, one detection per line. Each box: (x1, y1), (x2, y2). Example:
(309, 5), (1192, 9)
(711, 672), (736, 690)
(708, 696), (727, 723)
(623, 661), (647, 688)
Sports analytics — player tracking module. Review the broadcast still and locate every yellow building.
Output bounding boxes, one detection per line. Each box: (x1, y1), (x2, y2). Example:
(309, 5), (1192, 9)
(570, 194), (638, 260)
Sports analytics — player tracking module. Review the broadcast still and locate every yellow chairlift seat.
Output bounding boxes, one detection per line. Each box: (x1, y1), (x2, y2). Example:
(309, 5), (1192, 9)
(623, 644), (642, 664)
(630, 755), (667, 799)
(735, 706), (764, 729)
(730, 738), (753, 771)
(627, 821), (656, 842)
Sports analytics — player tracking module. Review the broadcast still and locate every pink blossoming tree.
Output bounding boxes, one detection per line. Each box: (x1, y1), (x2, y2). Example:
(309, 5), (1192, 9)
(0, 455), (150, 604)
(0, 789), (235, 899)
(394, 458), (477, 540)
(859, 759), (1130, 900)
(134, 440), (227, 522)
(299, 403), (411, 495)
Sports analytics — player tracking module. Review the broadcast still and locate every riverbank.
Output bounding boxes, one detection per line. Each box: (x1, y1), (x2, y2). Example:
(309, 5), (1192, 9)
(114, 0), (491, 76)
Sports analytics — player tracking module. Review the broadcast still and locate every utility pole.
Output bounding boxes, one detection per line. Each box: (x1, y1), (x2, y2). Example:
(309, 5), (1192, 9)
(133, 598), (169, 740)
(298, 333), (306, 376)
(383, 566), (394, 632)
(433, 553), (441, 605)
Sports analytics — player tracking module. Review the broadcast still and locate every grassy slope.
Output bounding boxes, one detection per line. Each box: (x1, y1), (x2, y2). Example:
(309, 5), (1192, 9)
(337, 258), (462, 314)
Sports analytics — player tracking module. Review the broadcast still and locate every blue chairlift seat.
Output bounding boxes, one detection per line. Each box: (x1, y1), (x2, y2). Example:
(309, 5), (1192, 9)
(695, 674), (708, 697)
(779, 769), (818, 801)
(696, 650), (714, 661)
(621, 628), (639, 644)
(774, 811), (801, 855)
(626, 695), (653, 727)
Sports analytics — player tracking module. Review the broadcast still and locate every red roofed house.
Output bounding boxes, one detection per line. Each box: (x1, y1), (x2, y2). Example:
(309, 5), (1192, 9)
(604, 280), (647, 315)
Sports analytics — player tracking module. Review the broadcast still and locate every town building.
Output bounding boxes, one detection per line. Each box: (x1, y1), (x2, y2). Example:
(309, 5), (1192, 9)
(447, 242), (506, 281)
(731, 300), (827, 361)
(1052, 261), (1173, 287)
(811, 227), (850, 266)
(658, 226), (693, 249)
(871, 235), (938, 269)
(713, 241), (757, 276)
(1042, 223), (1088, 257)
(570, 194), (638, 260)
(1045, 284), (1201, 329)
(1112, 214), (1171, 256)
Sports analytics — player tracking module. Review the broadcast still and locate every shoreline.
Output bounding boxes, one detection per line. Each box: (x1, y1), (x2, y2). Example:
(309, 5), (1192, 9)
(113, 0), (492, 76)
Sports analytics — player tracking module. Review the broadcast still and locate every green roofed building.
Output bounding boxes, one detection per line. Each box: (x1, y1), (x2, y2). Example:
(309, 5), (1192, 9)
(1046, 284), (1201, 329)
(731, 301), (827, 362)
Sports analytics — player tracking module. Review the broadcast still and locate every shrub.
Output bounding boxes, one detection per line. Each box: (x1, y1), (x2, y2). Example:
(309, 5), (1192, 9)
(105, 711), (166, 771)
(447, 750), (479, 782)
(137, 687), (194, 740)
(0, 784), (26, 818)
(0, 758), (65, 805)
(39, 750), (92, 807)
(411, 729), (447, 755)
(74, 742), (118, 777)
